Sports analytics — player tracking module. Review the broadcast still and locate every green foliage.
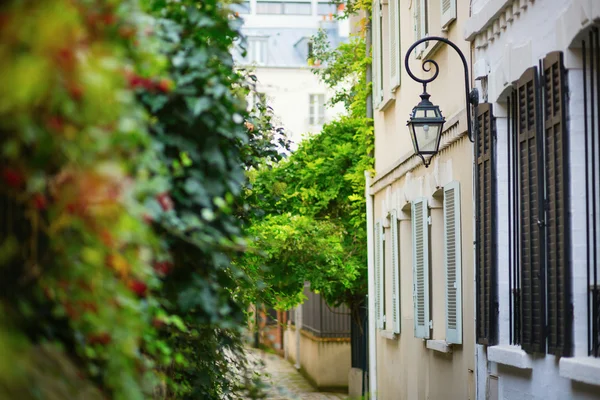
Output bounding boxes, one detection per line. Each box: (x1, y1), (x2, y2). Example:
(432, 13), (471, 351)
(139, 1), (285, 398)
(240, 29), (373, 312)
(0, 0), (281, 398)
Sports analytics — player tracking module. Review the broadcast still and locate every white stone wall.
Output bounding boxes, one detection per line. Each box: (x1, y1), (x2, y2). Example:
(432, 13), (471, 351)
(467, 0), (600, 398)
(252, 66), (345, 147)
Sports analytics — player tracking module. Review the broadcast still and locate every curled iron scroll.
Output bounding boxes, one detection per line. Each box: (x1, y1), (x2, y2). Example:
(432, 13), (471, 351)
(403, 36), (476, 142)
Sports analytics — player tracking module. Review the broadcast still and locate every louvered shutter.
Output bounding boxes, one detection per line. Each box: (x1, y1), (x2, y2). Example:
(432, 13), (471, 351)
(444, 181), (462, 344)
(391, 209), (401, 334)
(375, 221), (385, 330)
(372, 0), (383, 106)
(412, 198), (430, 339)
(543, 52), (572, 356)
(389, 0), (400, 89)
(441, 0), (456, 29)
(476, 103), (497, 345)
(413, 0), (427, 56)
(516, 67), (546, 354)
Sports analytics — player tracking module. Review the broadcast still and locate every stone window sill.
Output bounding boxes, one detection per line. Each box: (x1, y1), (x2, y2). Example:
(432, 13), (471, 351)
(559, 357), (600, 387)
(487, 345), (532, 369)
(426, 339), (452, 353)
(376, 95), (395, 112)
(379, 330), (398, 340)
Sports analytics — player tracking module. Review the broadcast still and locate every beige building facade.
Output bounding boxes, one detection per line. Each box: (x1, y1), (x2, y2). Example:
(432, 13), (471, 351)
(367, 0), (476, 399)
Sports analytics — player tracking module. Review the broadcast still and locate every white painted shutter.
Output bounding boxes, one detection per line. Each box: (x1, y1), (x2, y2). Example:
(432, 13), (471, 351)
(412, 198), (430, 339)
(388, 0), (400, 89)
(375, 221), (385, 329)
(444, 181), (462, 344)
(413, 0), (428, 56)
(372, 0), (384, 106)
(440, 0), (456, 29)
(390, 210), (401, 334)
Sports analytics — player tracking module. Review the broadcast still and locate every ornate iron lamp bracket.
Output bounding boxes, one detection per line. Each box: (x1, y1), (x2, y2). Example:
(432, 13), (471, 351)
(404, 37), (478, 143)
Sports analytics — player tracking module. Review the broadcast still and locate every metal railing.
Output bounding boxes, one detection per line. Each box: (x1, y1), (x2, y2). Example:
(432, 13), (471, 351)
(294, 284), (351, 338)
(581, 26), (600, 357)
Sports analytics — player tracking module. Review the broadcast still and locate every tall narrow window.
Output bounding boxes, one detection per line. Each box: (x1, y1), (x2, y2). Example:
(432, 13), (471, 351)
(507, 58), (571, 355)
(375, 221), (386, 330)
(372, 0), (384, 106)
(309, 94), (325, 126)
(581, 29), (599, 357)
(247, 37), (268, 65)
(444, 181), (462, 344)
(390, 210), (401, 334)
(413, 0), (428, 56)
(516, 66), (546, 354)
(476, 103), (497, 345)
(543, 51), (571, 357)
(388, 0), (401, 90)
(412, 198), (430, 339)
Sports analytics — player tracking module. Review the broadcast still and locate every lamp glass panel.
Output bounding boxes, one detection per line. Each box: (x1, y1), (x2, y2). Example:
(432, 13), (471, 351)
(414, 122), (442, 152)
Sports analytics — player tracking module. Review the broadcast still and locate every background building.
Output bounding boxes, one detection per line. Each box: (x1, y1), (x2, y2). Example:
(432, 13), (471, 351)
(233, 0), (348, 146)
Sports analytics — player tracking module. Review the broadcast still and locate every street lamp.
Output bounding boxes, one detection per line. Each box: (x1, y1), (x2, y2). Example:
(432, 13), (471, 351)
(404, 37), (479, 167)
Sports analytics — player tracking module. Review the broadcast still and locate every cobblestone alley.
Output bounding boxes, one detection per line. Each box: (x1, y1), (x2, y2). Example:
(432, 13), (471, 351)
(249, 350), (348, 400)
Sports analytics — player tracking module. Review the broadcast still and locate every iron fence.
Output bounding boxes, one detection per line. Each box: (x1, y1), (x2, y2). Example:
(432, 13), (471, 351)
(581, 26), (600, 357)
(299, 284), (351, 338)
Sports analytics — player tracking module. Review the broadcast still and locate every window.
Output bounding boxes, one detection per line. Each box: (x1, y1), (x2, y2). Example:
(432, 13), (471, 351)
(375, 221), (386, 330)
(309, 94), (325, 125)
(257, 1), (283, 14)
(476, 103), (497, 346)
(246, 37), (268, 65)
(413, 0), (428, 56)
(412, 198), (430, 339)
(283, 1), (312, 15)
(444, 182), (462, 344)
(581, 28), (600, 358)
(317, 1), (337, 15)
(372, 0), (384, 106)
(507, 53), (571, 356)
(256, 0), (311, 15)
(388, 0), (401, 90)
(390, 210), (401, 334)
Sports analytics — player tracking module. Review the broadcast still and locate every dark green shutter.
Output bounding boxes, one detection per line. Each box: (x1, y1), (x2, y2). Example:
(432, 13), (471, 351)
(476, 103), (497, 345)
(543, 51), (572, 356)
(516, 66), (546, 354)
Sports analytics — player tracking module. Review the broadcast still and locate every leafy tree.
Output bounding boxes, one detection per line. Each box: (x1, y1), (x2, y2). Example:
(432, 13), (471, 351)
(240, 23), (373, 315)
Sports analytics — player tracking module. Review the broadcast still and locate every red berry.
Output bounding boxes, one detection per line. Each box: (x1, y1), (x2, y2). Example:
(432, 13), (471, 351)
(152, 317), (165, 329)
(88, 332), (112, 345)
(156, 78), (171, 93)
(33, 193), (47, 210)
(101, 13), (116, 26)
(153, 261), (173, 276)
(47, 116), (64, 132)
(156, 192), (174, 211)
(68, 83), (83, 100)
(1, 167), (24, 188)
(128, 279), (148, 298)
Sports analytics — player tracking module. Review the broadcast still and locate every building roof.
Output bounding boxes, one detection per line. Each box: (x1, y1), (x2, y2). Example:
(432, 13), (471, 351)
(234, 23), (345, 68)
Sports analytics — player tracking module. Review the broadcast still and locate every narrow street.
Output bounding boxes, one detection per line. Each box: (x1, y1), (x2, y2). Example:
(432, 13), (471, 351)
(248, 349), (348, 400)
